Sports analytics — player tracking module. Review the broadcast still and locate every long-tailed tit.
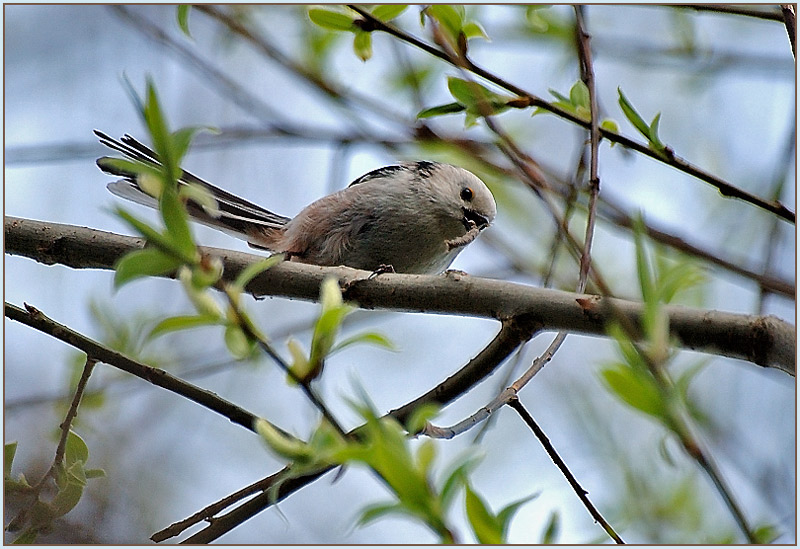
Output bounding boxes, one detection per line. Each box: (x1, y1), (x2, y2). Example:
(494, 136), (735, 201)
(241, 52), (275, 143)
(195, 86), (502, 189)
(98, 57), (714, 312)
(95, 131), (496, 274)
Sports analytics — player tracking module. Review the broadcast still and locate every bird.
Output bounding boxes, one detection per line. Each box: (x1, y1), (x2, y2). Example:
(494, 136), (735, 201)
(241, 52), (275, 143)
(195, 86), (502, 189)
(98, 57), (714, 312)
(95, 130), (496, 274)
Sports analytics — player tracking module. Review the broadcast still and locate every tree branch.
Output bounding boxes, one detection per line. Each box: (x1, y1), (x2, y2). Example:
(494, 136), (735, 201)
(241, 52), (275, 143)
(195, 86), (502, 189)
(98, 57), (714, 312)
(6, 216), (795, 375)
(508, 396), (624, 544)
(347, 5), (796, 224)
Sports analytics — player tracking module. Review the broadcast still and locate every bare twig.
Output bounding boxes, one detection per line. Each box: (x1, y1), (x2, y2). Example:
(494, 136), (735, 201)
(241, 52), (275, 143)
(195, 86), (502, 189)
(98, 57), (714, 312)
(508, 397), (624, 544)
(672, 4), (785, 22)
(574, 5), (600, 292)
(4, 302), (267, 434)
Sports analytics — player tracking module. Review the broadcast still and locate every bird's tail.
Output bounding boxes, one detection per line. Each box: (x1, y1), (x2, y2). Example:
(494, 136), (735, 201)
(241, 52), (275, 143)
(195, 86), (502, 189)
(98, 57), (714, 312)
(94, 130), (290, 249)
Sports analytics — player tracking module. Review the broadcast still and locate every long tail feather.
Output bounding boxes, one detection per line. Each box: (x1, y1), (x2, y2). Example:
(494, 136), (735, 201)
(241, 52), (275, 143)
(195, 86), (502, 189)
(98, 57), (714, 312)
(95, 130), (290, 247)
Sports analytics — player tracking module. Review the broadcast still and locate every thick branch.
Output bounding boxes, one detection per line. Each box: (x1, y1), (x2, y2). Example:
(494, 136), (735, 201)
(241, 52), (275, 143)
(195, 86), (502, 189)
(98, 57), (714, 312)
(5, 217), (795, 375)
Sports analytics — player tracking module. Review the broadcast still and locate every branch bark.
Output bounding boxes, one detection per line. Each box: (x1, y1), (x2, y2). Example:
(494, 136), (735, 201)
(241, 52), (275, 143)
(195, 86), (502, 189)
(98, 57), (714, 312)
(6, 217), (795, 375)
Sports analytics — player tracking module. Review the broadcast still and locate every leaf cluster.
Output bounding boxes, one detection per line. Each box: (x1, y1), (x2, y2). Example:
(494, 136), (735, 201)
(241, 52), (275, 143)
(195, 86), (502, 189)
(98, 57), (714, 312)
(4, 434), (105, 544)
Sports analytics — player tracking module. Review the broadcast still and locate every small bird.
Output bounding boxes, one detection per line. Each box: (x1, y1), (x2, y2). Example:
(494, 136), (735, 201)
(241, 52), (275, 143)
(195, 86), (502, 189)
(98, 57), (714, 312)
(95, 131), (496, 274)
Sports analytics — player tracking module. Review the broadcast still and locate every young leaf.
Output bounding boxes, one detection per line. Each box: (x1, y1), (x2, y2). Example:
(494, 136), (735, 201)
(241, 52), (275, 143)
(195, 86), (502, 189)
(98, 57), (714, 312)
(159, 185), (196, 260)
(600, 365), (667, 422)
(254, 418), (314, 463)
(540, 511), (560, 544)
(417, 102), (466, 119)
(462, 21), (490, 41)
(176, 5), (192, 38)
(465, 483), (503, 544)
(149, 314), (222, 338)
(231, 254), (285, 293)
(496, 493), (538, 539)
(371, 5), (407, 21)
(50, 479), (84, 518)
(224, 325), (256, 360)
(114, 207), (174, 251)
(114, 248), (181, 288)
(180, 182), (220, 217)
(601, 118), (620, 142)
(569, 80), (590, 110)
(308, 8), (356, 31)
(426, 5), (463, 43)
(648, 112), (666, 150)
(330, 332), (395, 355)
(617, 87), (651, 139)
(64, 431), (89, 467)
(353, 30), (373, 61)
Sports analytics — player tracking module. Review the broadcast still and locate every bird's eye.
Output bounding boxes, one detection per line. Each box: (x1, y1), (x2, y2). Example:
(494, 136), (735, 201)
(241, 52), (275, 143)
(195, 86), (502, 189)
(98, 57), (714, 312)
(460, 187), (474, 201)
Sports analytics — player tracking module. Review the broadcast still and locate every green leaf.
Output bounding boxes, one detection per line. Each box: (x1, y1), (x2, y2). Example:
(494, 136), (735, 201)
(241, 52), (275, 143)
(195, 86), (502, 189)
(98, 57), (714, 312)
(51, 478), (84, 517)
(114, 248), (181, 288)
(447, 77), (484, 107)
(308, 8), (356, 31)
(330, 332), (396, 355)
(439, 455), (479, 512)
(96, 157), (160, 180)
(569, 80), (590, 110)
(176, 5), (191, 38)
(415, 439), (436, 475)
(180, 182), (220, 217)
(417, 102), (466, 119)
(497, 493), (538, 539)
(170, 126), (204, 166)
(115, 207), (173, 250)
(357, 502), (409, 526)
(548, 88), (571, 104)
(143, 81), (173, 173)
(462, 21), (490, 41)
(84, 468), (106, 479)
(254, 418), (313, 462)
(600, 365), (666, 421)
(371, 5), (407, 21)
(617, 87), (651, 139)
(353, 30), (373, 61)
(64, 431), (89, 467)
(159, 186), (196, 260)
(5, 442), (17, 478)
(224, 325), (255, 360)
(426, 5), (463, 41)
(232, 255), (285, 293)
(540, 511), (560, 544)
(465, 483), (503, 544)
(600, 118), (619, 133)
(149, 314), (221, 338)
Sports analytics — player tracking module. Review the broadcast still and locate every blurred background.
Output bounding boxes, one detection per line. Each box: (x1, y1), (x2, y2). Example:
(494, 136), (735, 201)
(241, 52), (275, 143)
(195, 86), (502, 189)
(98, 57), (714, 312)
(5, 4), (795, 544)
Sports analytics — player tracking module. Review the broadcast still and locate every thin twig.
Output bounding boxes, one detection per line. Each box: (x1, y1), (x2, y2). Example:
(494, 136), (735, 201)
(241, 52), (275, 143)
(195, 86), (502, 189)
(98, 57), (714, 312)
(4, 302), (268, 434)
(671, 4), (785, 21)
(53, 357), (97, 465)
(574, 5), (600, 293)
(5, 356), (97, 534)
(508, 396), (625, 544)
(347, 5), (795, 224)
(175, 319), (537, 542)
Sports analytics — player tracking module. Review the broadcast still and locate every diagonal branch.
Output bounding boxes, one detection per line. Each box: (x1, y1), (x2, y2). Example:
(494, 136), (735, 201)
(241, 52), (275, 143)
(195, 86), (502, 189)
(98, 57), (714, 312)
(346, 5), (796, 224)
